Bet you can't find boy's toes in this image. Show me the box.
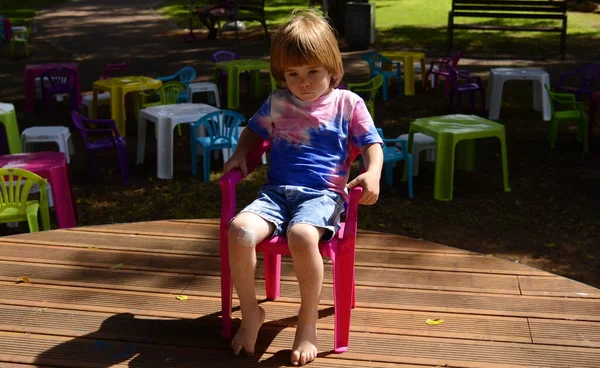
[231,338,243,355]
[291,350,300,366]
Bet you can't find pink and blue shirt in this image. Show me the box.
[247,88,382,197]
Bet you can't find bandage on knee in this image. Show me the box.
[237,226,257,247]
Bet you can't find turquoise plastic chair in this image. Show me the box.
[190,110,245,182]
[544,84,589,152]
[0,167,50,232]
[157,66,197,103]
[347,74,384,120]
[361,52,402,100]
[377,128,413,197]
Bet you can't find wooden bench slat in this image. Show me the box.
[452,12,566,20]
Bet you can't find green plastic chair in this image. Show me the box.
[407,114,511,201]
[138,81,186,135]
[0,103,23,153]
[347,74,384,120]
[0,168,51,232]
[544,84,589,153]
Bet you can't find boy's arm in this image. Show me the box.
[347,143,383,205]
[223,127,265,176]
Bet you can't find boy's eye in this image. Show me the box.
[309,70,318,75]
[287,72,298,77]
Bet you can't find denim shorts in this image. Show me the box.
[239,185,345,241]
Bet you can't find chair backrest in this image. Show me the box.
[575,63,600,91]
[71,110,120,147]
[0,167,47,218]
[198,110,245,146]
[347,74,384,119]
[102,58,130,79]
[156,82,186,104]
[544,84,580,115]
[211,50,240,63]
[40,67,76,93]
[158,67,197,87]
[361,52,393,74]
[449,51,463,68]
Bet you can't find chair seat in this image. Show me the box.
[195,136,237,149]
[88,139,117,151]
[554,110,582,120]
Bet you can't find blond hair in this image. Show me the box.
[270,9,344,87]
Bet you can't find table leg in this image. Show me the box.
[24,71,36,113]
[48,165,76,228]
[455,139,475,171]
[420,58,427,90]
[433,135,456,201]
[90,89,99,119]
[589,97,599,137]
[250,70,261,98]
[227,69,240,109]
[74,71,82,109]
[497,132,511,193]
[538,76,551,121]
[156,117,174,179]
[2,110,23,153]
[136,114,147,165]
[403,57,416,96]
[111,89,126,136]
[488,78,504,120]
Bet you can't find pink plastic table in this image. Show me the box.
[0,152,76,228]
[24,62,82,113]
[589,92,600,137]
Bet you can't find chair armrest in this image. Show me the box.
[340,186,363,246]
[156,74,176,82]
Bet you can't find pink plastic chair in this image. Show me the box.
[219,140,362,353]
[425,51,463,98]
[102,58,130,79]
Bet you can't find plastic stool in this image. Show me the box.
[397,132,436,176]
[21,126,74,164]
[187,82,221,108]
[0,103,23,153]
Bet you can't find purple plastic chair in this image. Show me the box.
[557,63,600,101]
[40,67,78,111]
[425,51,463,98]
[211,50,251,96]
[447,66,485,113]
[71,110,129,185]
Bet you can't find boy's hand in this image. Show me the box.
[223,153,248,177]
[347,171,380,205]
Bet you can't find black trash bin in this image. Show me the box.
[344,1,375,50]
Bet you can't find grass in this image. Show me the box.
[156,0,600,57]
[1,0,70,26]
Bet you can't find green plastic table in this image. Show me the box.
[408,114,510,201]
[213,59,277,109]
[0,103,23,154]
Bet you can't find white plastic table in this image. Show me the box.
[136,103,220,179]
[486,68,551,121]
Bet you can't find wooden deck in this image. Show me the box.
[0,219,599,367]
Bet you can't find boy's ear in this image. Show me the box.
[331,73,342,87]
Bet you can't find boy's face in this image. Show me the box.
[283,64,333,102]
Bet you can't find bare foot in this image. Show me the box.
[231,305,265,356]
[290,324,318,366]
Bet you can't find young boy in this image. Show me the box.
[223,9,383,366]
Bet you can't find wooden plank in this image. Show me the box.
[0,331,434,368]
[0,302,533,344]
[0,246,522,294]
[0,232,549,276]
[0,261,193,295]
[529,318,600,348]
[519,275,600,298]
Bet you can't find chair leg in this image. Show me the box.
[116,144,130,185]
[26,212,40,232]
[203,148,212,182]
[406,154,414,198]
[264,253,281,300]
[87,151,96,184]
[332,253,354,353]
[220,242,233,339]
[382,77,389,100]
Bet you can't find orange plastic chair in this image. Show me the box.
[219,140,362,353]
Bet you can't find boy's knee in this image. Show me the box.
[229,219,258,248]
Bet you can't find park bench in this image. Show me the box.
[447,0,568,59]
[225,0,269,43]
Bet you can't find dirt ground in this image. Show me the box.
[0,6,599,289]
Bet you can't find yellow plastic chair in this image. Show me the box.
[347,74,384,120]
[0,168,51,232]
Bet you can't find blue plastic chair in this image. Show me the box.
[361,52,402,100]
[157,66,197,103]
[190,110,245,182]
[377,128,413,197]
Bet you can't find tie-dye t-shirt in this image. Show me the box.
[247,88,382,197]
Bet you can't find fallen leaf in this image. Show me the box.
[175,295,189,301]
[551,268,558,272]
[426,318,444,326]
[88,246,98,250]
[34,308,47,313]
[111,263,124,269]
[544,243,556,248]
[17,276,31,284]
[587,254,596,260]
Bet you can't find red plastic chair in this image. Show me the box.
[102,58,131,79]
[425,51,463,98]
[219,140,362,353]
